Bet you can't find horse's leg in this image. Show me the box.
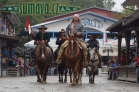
[58,65,61,82]
[72,60,79,85]
[69,68,72,84]
[45,65,49,83]
[92,72,96,84]
[61,64,64,83]
[36,63,41,82]
[42,64,48,84]
[64,65,67,83]
[78,61,83,86]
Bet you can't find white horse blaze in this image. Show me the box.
[41,53,45,58]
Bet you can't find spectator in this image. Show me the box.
[108,60,118,80]
[8,25,14,36]
[2,47,8,57]
[120,51,126,65]
[0,15,3,33]
[130,54,136,66]
[136,48,139,83]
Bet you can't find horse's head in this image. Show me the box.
[36,44,47,59]
[68,34,78,58]
[88,48,97,61]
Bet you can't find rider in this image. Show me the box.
[54,29,66,59]
[86,34,102,68]
[56,14,88,66]
[31,25,54,62]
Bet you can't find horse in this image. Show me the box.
[87,48,99,84]
[35,44,51,84]
[54,48,68,83]
[64,34,83,86]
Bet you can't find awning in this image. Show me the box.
[0,34,20,44]
[18,29,29,36]
[0,34,19,41]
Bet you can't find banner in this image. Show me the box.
[0,3,81,15]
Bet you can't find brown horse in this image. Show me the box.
[64,34,84,86]
[35,44,51,84]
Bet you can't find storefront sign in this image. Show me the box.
[0,3,80,15]
[81,18,103,29]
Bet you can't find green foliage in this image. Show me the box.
[121,6,136,18]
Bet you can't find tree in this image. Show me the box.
[121,6,136,18]
[103,0,116,10]
[94,0,116,10]
[70,0,95,9]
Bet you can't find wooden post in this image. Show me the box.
[118,33,122,65]
[124,31,131,65]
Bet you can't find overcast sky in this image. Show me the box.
[112,0,126,11]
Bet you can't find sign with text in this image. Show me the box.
[59,6,80,12]
[81,18,103,29]
[0,3,80,15]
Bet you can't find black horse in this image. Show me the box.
[54,48,68,83]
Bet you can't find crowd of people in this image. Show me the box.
[0,15,14,36]
[1,46,35,76]
[107,50,139,83]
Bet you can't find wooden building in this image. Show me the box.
[106,0,139,82]
[0,4,21,76]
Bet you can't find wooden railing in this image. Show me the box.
[117,65,137,82]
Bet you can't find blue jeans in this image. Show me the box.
[30,67,35,75]
[108,70,117,80]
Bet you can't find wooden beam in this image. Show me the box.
[124,31,131,65]
[118,34,122,65]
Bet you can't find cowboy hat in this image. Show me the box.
[60,29,65,33]
[88,34,94,37]
[88,34,97,38]
[38,25,47,29]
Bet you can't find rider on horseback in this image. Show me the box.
[56,14,88,66]
[31,25,54,63]
[54,29,66,59]
[86,34,102,68]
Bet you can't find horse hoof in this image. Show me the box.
[37,79,41,82]
[69,83,76,86]
[64,80,67,83]
[42,81,46,84]
[78,83,82,86]
[90,81,95,84]
[60,80,63,83]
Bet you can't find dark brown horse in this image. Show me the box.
[35,44,51,84]
[64,34,84,86]
[54,49,68,83]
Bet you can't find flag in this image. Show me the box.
[106,34,108,42]
[25,16,31,34]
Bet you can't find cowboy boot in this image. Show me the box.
[83,52,88,66]
[98,57,102,68]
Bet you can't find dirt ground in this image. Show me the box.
[0,74,139,92]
